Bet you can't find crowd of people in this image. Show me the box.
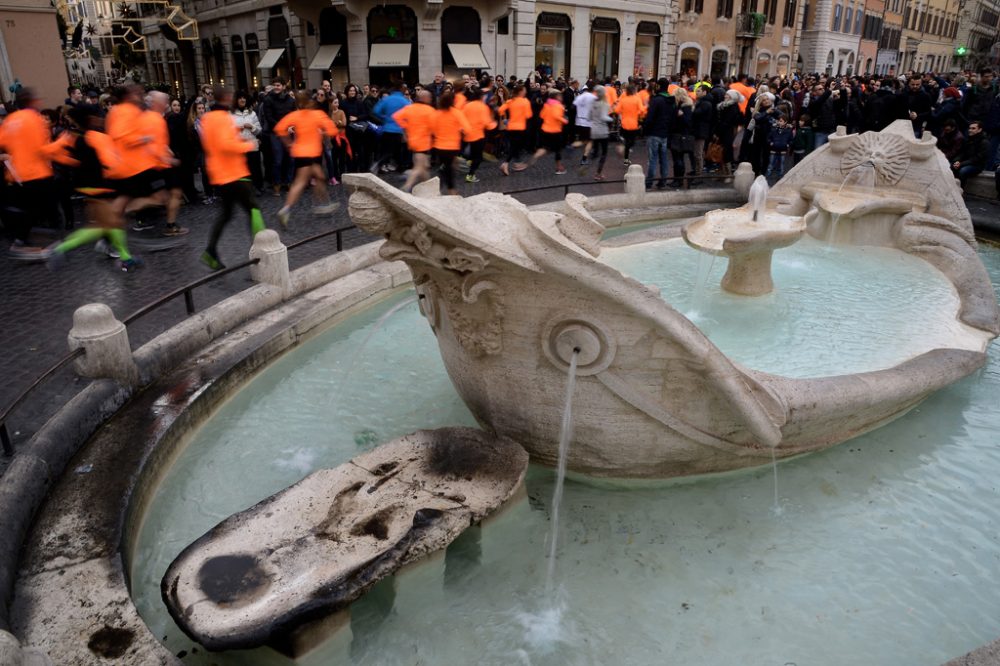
[1,66,998,271]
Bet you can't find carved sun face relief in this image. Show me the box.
[841,133,910,185]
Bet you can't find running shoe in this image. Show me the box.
[118,257,143,272]
[200,251,225,271]
[328,177,339,186]
[278,207,291,228]
[162,225,189,237]
[500,163,509,176]
[594,173,605,180]
[511,163,528,172]
[555,168,567,175]
[313,203,339,215]
[132,219,155,232]
[465,174,480,183]
[623,159,631,167]
[580,157,590,166]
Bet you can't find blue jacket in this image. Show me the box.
[768,124,793,151]
[371,91,410,134]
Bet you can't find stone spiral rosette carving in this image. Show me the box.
[841,132,910,185]
[542,315,617,376]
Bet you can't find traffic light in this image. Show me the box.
[955,46,968,56]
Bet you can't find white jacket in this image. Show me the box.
[231,108,262,150]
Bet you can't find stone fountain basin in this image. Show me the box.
[682,207,805,256]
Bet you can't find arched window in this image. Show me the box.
[589,17,620,80]
[535,13,572,78]
[231,34,248,91]
[825,50,835,75]
[367,4,418,86]
[441,6,485,73]
[635,22,661,79]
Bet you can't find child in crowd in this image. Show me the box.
[791,113,815,166]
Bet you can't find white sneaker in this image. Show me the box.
[313,203,340,215]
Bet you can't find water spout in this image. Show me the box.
[545,348,580,594]
[749,175,769,223]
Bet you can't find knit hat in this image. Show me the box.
[942,87,961,99]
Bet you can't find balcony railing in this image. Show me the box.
[735,12,767,38]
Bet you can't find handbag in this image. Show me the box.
[706,139,724,163]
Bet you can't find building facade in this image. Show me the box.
[953,0,1000,70]
[674,0,804,81]
[857,0,885,74]
[876,0,904,75]
[899,0,960,73]
[0,0,70,107]
[138,0,678,97]
[798,0,869,75]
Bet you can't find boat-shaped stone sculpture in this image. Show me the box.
[343,120,999,479]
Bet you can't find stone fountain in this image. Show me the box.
[159,120,999,654]
[682,175,806,296]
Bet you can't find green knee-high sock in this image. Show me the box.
[107,229,132,261]
[250,208,266,235]
[55,228,105,254]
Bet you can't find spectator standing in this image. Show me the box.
[231,92,263,193]
[258,78,296,195]
[644,78,675,190]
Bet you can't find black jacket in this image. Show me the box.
[692,98,715,139]
[259,91,295,133]
[863,88,897,132]
[643,93,676,138]
[897,88,933,135]
[955,130,989,169]
[962,84,998,123]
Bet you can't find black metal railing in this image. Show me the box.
[502,172,733,198]
[735,12,767,38]
[1,223,358,457]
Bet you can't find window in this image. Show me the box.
[497,15,509,34]
[685,0,705,12]
[717,0,734,18]
[844,6,852,32]
[903,7,910,29]
[802,1,810,28]
[833,4,842,31]
[854,8,862,33]
[782,0,796,28]
[765,0,777,23]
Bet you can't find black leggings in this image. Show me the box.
[590,138,609,173]
[467,139,485,176]
[208,179,259,256]
[8,178,58,243]
[506,129,524,163]
[436,149,459,189]
[621,129,639,160]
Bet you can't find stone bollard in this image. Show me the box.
[733,162,755,199]
[68,304,138,385]
[625,163,646,200]
[249,229,291,298]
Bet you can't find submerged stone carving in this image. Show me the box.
[343,119,998,480]
[161,428,528,652]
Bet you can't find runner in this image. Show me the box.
[0,87,70,259]
[198,88,267,270]
[522,89,568,175]
[143,90,188,236]
[105,84,167,231]
[432,91,471,195]
[461,86,496,184]
[497,84,532,176]
[47,105,140,271]
[614,84,646,165]
[274,90,340,227]
[393,89,436,193]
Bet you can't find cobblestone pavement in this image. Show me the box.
[1,146,998,468]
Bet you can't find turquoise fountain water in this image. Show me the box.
[129,244,1000,666]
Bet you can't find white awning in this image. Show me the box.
[446,43,489,69]
[308,44,342,70]
[256,48,285,70]
[369,43,411,67]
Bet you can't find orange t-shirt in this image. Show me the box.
[432,107,471,151]
[0,109,62,182]
[106,102,160,177]
[84,130,131,181]
[462,100,496,142]
[140,110,172,169]
[637,89,650,106]
[274,109,338,158]
[615,94,645,131]
[394,102,437,153]
[605,87,619,108]
[499,97,532,131]
[540,100,566,134]
[200,110,252,185]
[454,92,467,110]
